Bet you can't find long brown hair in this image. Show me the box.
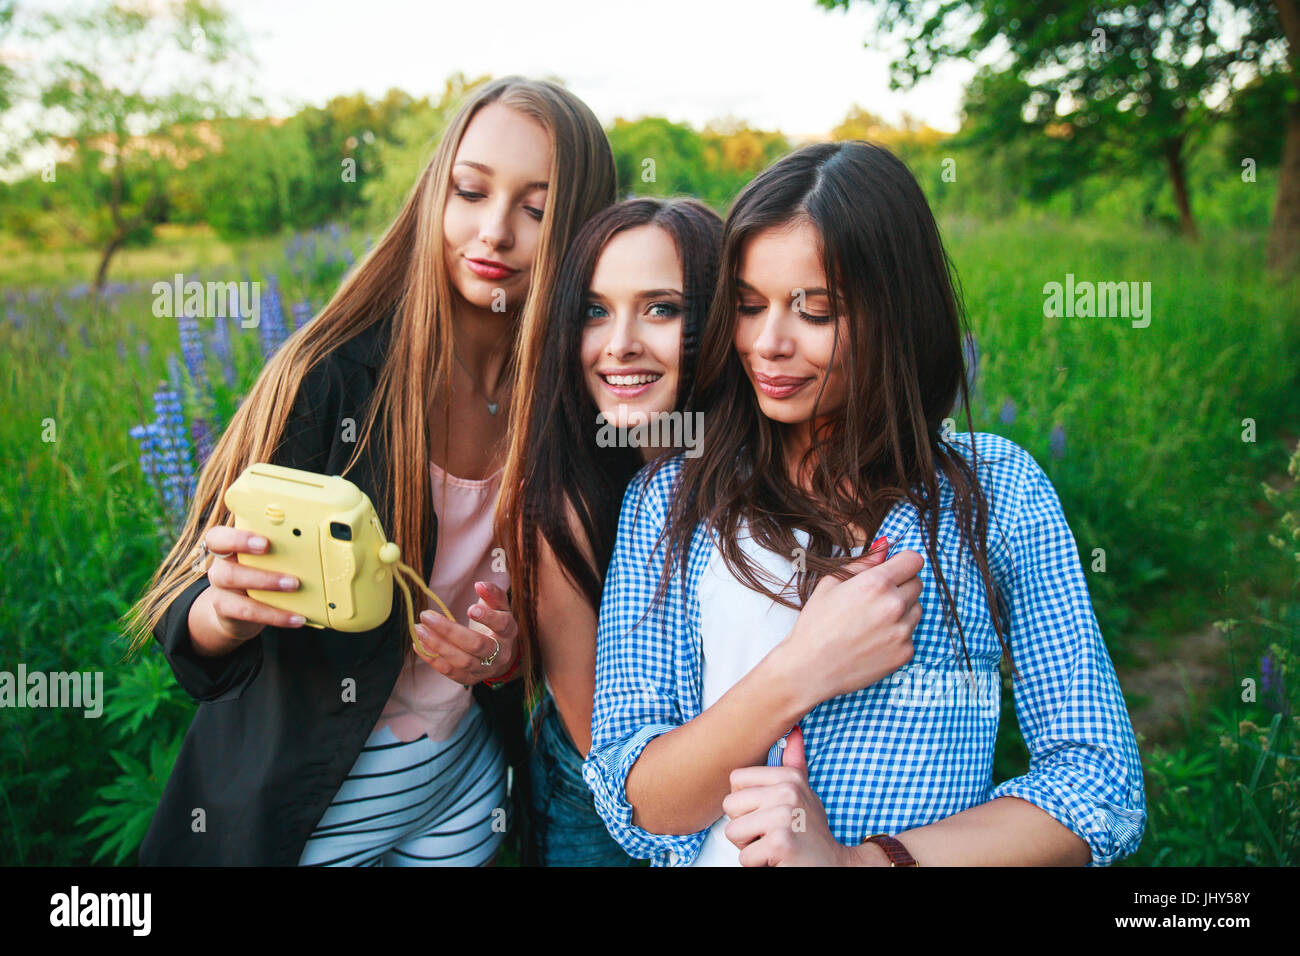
[496,198,722,706]
[126,76,617,664]
[650,141,1012,672]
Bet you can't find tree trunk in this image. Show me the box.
[94,233,125,292]
[1266,94,1300,275]
[1162,137,1199,240]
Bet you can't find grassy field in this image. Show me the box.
[1,216,1297,865]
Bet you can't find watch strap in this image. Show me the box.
[863,833,918,866]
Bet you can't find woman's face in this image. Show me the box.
[732,218,847,428]
[580,224,684,430]
[442,102,553,313]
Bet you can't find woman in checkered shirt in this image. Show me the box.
[583,141,1146,867]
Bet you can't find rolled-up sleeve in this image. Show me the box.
[988,455,1146,865]
[582,459,707,864]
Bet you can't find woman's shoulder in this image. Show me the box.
[941,431,1053,520]
[945,430,1042,481]
[625,452,687,509]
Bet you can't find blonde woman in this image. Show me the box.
[127,76,617,866]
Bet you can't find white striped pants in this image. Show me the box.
[298,702,508,866]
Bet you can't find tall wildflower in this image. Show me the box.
[259,276,288,359]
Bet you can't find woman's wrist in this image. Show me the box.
[187,587,254,658]
[759,635,823,719]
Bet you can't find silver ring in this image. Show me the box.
[194,538,235,572]
[479,634,500,668]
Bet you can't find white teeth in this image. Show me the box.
[603,373,661,386]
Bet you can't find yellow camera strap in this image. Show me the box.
[390,560,456,663]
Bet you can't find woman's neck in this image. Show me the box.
[449,300,515,397]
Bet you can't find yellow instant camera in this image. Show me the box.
[224,463,403,631]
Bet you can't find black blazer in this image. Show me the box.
[139,315,529,865]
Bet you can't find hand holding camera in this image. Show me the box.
[187,463,522,687]
[187,527,306,657]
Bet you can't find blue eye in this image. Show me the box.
[583,303,607,321]
[648,302,682,318]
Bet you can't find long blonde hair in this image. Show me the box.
[126,76,618,672]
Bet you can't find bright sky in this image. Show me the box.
[218,0,975,136]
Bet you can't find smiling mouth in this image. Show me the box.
[600,372,662,386]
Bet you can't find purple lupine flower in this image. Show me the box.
[999,398,1017,425]
[177,311,208,391]
[1260,653,1287,711]
[259,276,289,359]
[191,417,215,467]
[291,301,312,329]
[129,382,196,536]
[211,311,236,387]
[1050,424,1067,459]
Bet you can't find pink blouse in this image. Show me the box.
[373,460,510,742]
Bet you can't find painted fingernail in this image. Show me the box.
[289,614,306,626]
[469,605,483,619]
[280,576,298,590]
[249,536,268,551]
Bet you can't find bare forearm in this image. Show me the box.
[626,644,809,835]
[847,796,1092,866]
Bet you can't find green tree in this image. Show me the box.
[19,0,249,288]
[821,0,1299,269]
[360,73,489,223]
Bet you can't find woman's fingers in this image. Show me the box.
[208,558,299,594]
[724,804,797,851]
[210,588,305,629]
[425,609,501,659]
[204,526,269,555]
[896,575,923,609]
[467,602,511,638]
[473,580,510,613]
[417,613,489,666]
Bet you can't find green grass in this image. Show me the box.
[1,215,1296,865]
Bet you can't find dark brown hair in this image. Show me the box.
[648,141,1012,672]
[498,197,723,703]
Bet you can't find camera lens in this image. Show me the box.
[329,521,352,541]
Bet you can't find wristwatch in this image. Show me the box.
[862,833,919,867]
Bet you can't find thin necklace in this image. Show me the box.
[452,348,508,415]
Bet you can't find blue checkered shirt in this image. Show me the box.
[581,431,1146,866]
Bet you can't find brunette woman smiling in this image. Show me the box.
[497,197,721,865]
[584,142,1145,867]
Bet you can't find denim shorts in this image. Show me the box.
[528,692,638,867]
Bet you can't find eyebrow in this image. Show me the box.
[586,288,684,301]
[735,278,829,296]
[455,160,548,191]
